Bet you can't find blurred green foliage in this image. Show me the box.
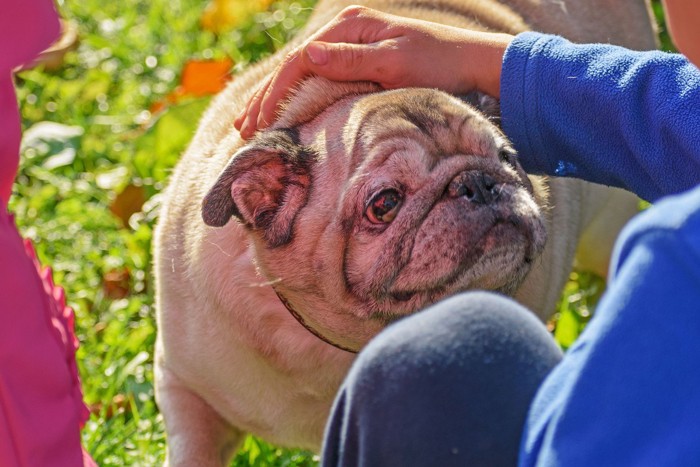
[652,0,675,52]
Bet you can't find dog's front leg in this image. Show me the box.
[156,366,243,467]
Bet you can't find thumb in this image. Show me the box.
[303,41,388,83]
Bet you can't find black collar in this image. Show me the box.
[272,286,358,354]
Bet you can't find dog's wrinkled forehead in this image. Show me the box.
[345,88,506,167]
[272,78,504,161]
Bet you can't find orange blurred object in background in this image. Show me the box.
[201,0,275,33]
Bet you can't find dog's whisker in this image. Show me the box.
[245,278,283,288]
[205,240,235,257]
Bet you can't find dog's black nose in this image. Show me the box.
[447,171,498,204]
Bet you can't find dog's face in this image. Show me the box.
[202,80,547,351]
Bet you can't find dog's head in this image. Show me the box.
[202,79,547,351]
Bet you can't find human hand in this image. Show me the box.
[234,5,514,139]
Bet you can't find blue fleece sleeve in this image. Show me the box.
[501,32,700,202]
[519,185,700,466]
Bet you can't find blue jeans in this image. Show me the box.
[321,291,562,467]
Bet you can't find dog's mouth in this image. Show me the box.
[385,218,539,308]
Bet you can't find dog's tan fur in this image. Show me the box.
[154,0,657,464]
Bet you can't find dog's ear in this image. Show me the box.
[202,129,315,247]
[459,92,501,126]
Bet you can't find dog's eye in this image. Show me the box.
[366,189,403,224]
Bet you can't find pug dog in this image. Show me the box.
[154,0,657,464]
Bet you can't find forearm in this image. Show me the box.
[501,32,700,202]
[451,29,512,98]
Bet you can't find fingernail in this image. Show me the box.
[306,42,328,66]
[239,118,250,138]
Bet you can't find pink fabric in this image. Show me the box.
[1,0,62,204]
[1,0,96,465]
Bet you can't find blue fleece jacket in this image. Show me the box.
[502,32,700,203]
[500,33,700,466]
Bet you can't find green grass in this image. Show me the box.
[12,0,668,465]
